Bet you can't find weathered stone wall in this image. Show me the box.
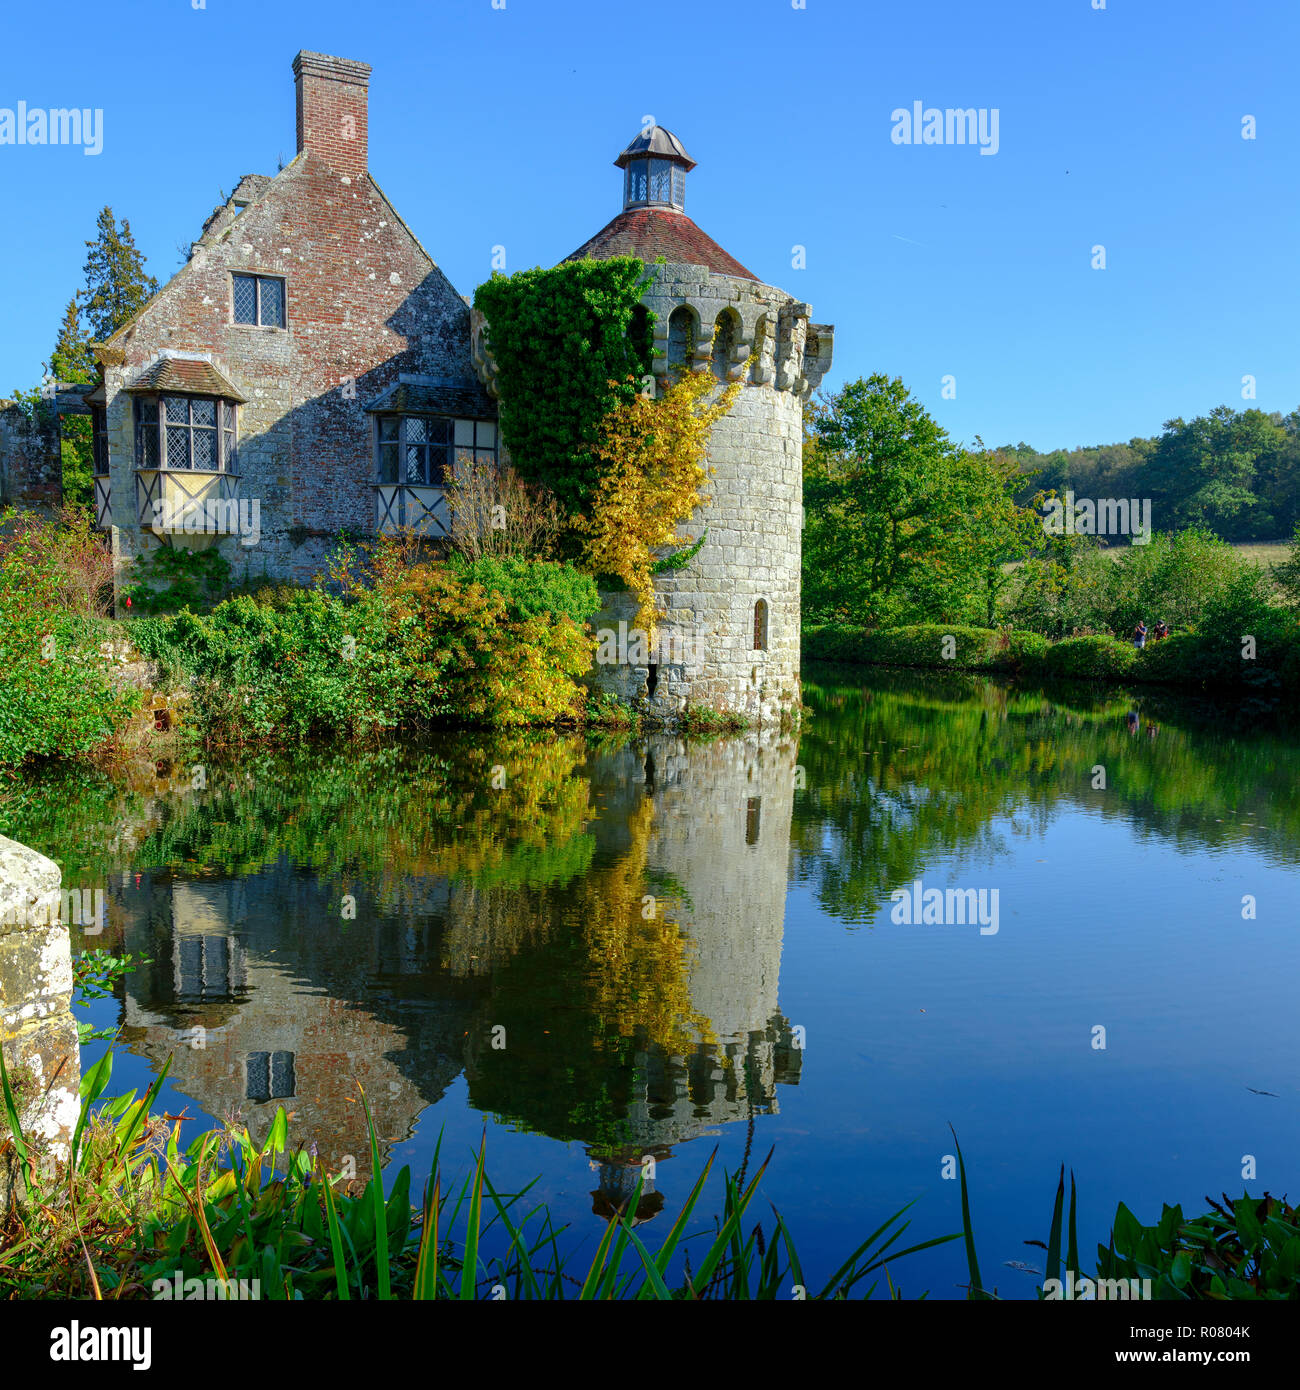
[0,836,81,1212]
[101,51,483,594]
[577,262,832,725]
[0,400,61,510]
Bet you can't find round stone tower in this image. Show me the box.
[474,126,833,725]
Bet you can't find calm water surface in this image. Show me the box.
[8,667,1299,1297]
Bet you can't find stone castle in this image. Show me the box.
[0,51,833,722]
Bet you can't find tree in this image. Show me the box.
[80,206,158,344]
[802,374,1038,626]
[1147,407,1281,537]
[47,298,95,507]
[49,296,94,383]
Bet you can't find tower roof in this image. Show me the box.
[563,208,758,280]
[565,126,758,280]
[613,125,696,171]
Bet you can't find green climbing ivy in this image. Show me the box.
[124,545,230,614]
[650,527,708,574]
[472,257,655,517]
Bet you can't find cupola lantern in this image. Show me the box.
[615,126,695,212]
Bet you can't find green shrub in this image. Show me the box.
[472,258,654,517]
[376,563,594,727]
[1137,632,1204,685]
[132,561,598,745]
[803,623,1045,674]
[1041,634,1137,680]
[448,554,600,626]
[0,511,138,767]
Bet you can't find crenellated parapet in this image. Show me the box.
[638,265,832,400]
[471,265,833,404]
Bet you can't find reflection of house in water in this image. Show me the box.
[112,734,802,1212]
[119,869,473,1181]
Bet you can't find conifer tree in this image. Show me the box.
[80,206,158,343]
[49,296,94,383]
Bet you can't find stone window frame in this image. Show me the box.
[230,272,287,329]
[665,305,699,371]
[753,597,770,652]
[712,308,742,382]
[374,413,497,488]
[135,394,239,472]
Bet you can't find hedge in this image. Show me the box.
[804,621,1300,700]
[802,623,1046,674]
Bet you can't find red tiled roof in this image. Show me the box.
[124,357,247,402]
[563,208,758,281]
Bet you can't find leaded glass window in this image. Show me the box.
[135,394,237,471]
[377,416,495,486]
[221,401,237,469]
[134,398,159,469]
[625,157,685,209]
[162,395,218,470]
[247,1051,295,1102]
[232,273,286,328]
[91,406,109,476]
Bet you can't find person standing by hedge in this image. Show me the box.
[1152,619,1169,642]
[1132,619,1149,650]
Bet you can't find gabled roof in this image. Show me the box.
[125,357,247,401]
[563,208,758,281]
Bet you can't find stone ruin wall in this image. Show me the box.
[0,836,81,1213]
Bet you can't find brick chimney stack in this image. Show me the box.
[292,51,370,176]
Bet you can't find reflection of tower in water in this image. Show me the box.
[600,733,803,1218]
[461,732,804,1221]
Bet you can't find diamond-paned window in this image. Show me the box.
[221,401,237,469]
[376,415,473,487]
[136,393,237,472]
[232,273,287,328]
[134,399,159,469]
[232,274,257,323]
[625,157,685,210]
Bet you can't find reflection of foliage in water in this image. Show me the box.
[2,738,597,896]
[795,665,1300,925]
[465,795,719,1152]
[576,797,713,1058]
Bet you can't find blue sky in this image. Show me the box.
[1,0,1296,451]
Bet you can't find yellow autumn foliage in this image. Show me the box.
[574,365,744,634]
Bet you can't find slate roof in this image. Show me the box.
[563,208,758,281]
[363,379,497,418]
[125,357,247,402]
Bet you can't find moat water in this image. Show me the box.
[6,666,1299,1297]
